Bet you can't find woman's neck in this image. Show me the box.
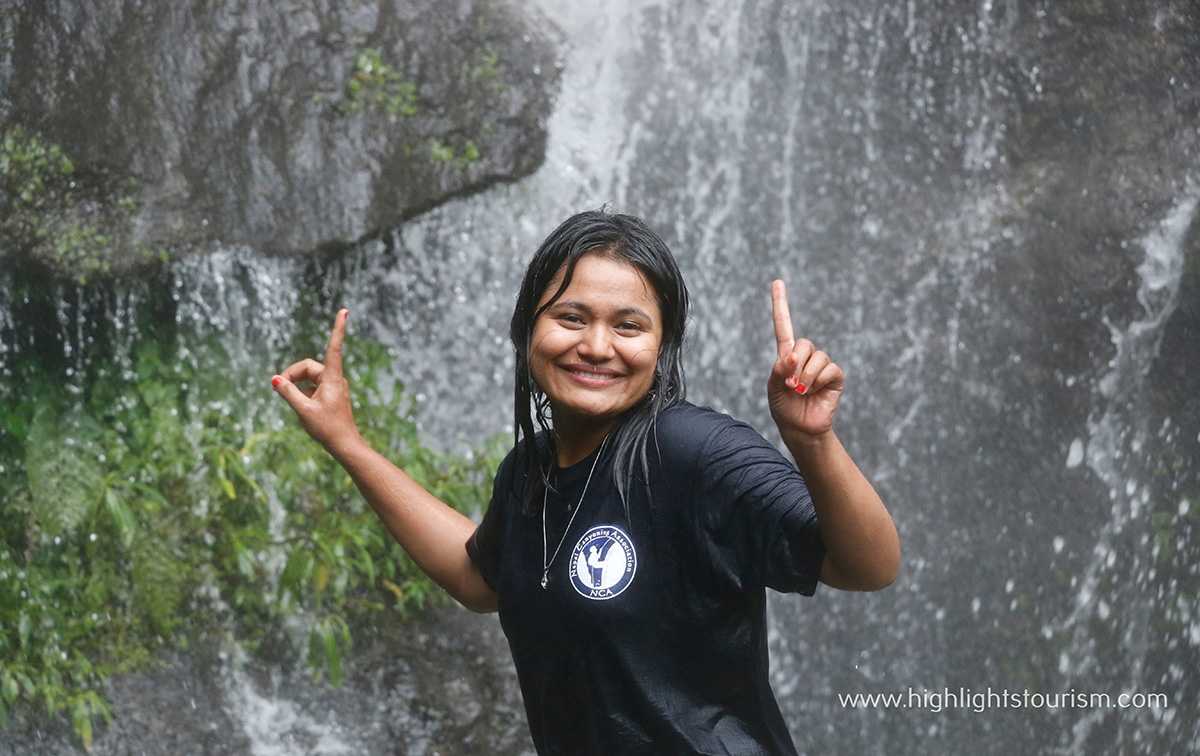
[552,417,615,467]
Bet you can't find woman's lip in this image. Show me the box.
[560,364,622,383]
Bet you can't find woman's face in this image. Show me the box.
[530,253,663,434]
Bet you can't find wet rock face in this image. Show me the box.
[4,0,561,260]
[0,608,530,756]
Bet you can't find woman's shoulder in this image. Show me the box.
[656,400,735,432]
[653,402,775,462]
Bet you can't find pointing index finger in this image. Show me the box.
[324,309,349,377]
[771,280,795,360]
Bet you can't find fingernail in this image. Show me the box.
[795,383,806,395]
[272,376,282,388]
[785,376,798,389]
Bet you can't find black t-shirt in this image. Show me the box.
[467,403,825,756]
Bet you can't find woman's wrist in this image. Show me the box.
[325,428,371,468]
[780,425,838,461]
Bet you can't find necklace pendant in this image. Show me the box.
[540,570,549,589]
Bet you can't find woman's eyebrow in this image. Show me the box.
[614,306,654,321]
[550,301,654,321]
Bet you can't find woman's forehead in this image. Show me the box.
[539,253,659,309]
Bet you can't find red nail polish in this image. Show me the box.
[272,376,282,388]
[785,376,798,389]
[795,383,806,395]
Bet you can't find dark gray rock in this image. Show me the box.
[2,0,561,272]
[0,607,531,756]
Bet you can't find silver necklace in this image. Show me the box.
[541,436,608,589]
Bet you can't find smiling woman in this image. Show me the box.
[272,209,899,756]
[529,254,663,465]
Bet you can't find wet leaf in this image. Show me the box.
[315,563,330,594]
[307,626,324,683]
[72,699,93,751]
[104,488,135,547]
[382,578,405,605]
[216,454,236,500]
[24,405,105,535]
[17,612,31,648]
[279,549,312,601]
[323,622,342,687]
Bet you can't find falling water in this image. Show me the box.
[1055,195,1199,755]
[335,2,1199,753]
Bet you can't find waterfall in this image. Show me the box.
[1056,194,1198,755]
[362,1,1199,753]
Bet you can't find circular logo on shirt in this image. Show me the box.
[569,525,637,600]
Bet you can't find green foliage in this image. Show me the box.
[471,45,502,87]
[344,48,419,117]
[429,138,481,170]
[1,125,75,258]
[335,45,499,169]
[0,329,502,747]
[464,41,504,138]
[0,126,165,284]
[23,404,106,536]
[0,125,74,206]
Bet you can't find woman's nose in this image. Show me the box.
[577,326,615,359]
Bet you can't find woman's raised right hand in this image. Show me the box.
[271,309,363,456]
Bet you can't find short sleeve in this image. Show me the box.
[466,451,518,593]
[671,410,826,596]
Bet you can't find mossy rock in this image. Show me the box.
[3,0,562,274]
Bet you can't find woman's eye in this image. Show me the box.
[616,321,644,333]
[557,313,585,325]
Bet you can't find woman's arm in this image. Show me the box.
[272,309,499,613]
[767,282,900,591]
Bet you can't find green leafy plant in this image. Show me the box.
[0,328,503,747]
[429,137,481,170]
[0,125,74,205]
[471,44,502,87]
[0,126,165,284]
[344,48,419,117]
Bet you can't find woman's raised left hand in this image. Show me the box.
[767,280,843,439]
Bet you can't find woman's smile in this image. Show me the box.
[529,253,663,433]
[562,363,621,383]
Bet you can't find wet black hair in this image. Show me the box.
[510,209,690,515]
